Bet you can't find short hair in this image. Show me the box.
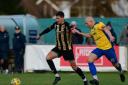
[85,16,95,24]
[56,11,64,17]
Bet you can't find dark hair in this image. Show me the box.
[56,11,64,17]
[15,26,20,30]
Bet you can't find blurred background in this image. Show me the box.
[0,0,128,45]
[0,0,128,18]
[0,0,128,85]
[0,0,128,72]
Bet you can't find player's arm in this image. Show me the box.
[103,26,115,42]
[78,32,91,38]
[37,23,55,40]
[71,28,91,38]
[98,22,114,42]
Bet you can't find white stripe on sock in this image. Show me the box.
[93,75,98,80]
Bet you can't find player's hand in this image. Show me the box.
[36,35,40,40]
[110,36,115,42]
[71,28,80,34]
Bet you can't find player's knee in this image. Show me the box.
[46,55,52,60]
[88,53,97,63]
[72,66,77,70]
[88,57,95,63]
[70,63,77,70]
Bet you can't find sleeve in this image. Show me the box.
[98,22,106,30]
[39,22,55,36]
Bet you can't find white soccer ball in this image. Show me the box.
[10,78,21,85]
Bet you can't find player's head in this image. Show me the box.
[56,11,64,24]
[85,17,95,28]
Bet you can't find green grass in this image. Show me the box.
[0,72,128,85]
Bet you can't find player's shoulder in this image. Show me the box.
[64,21,70,26]
[95,22,105,28]
[96,22,105,26]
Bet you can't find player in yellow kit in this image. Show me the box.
[72,17,125,85]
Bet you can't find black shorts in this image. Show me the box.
[51,47,74,61]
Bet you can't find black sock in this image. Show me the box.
[47,60,58,74]
[74,67,86,80]
[115,63,123,73]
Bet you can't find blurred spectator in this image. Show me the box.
[13,26,26,73]
[106,21,118,45]
[119,25,128,45]
[71,21,84,44]
[0,25,9,74]
[85,37,95,45]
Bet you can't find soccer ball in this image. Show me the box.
[10,78,21,85]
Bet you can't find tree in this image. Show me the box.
[0,0,26,15]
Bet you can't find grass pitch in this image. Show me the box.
[0,72,127,85]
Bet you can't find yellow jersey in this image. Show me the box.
[90,22,112,50]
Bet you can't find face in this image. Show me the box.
[56,16,64,24]
[0,26,5,32]
[15,29,20,33]
[85,20,94,28]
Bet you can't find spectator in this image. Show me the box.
[13,26,26,73]
[119,25,128,45]
[0,25,9,74]
[85,37,95,45]
[71,21,84,44]
[106,21,118,45]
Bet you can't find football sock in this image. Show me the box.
[93,75,98,80]
[88,62,98,80]
[47,60,58,74]
[74,67,87,81]
[55,73,60,77]
[115,63,123,73]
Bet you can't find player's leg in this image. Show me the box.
[114,63,125,82]
[63,50,88,85]
[69,60,88,85]
[88,48,103,85]
[88,53,99,85]
[46,51,58,74]
[46,48,61,85]
[105,48,125,82]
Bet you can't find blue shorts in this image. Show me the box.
[91,47,118,64]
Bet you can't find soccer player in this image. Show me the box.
[73,17,125,85]
[37,11,88,85]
